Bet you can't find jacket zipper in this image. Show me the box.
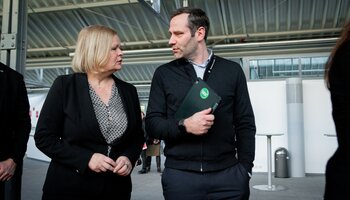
[200,138,203,172]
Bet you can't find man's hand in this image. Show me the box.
[0,158,17,181]
[183,108,215,135]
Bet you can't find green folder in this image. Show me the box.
[175,78,222,120]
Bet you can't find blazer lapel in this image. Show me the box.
[75,74,105,142]
[112,77,132,135]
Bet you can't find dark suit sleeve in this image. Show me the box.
[145,69,182,141]
[10,73,31,164]
[233,68,256,173]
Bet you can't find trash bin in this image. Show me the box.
[275,147,289,178]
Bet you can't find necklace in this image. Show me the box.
[89,81,103,90]
[95,83,102,89]
[89,79,115,91]
[88,76,114,90]
[89,81,102,89]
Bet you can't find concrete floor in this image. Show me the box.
[21,157,325,200]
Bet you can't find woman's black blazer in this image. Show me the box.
[34,73,144,195]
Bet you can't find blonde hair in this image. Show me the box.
[72,25,118,73]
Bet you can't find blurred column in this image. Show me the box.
[286,77,305,177]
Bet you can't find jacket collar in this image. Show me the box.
[74,73,132,144]
[175,53,216,82]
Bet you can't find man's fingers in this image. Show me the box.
[199,107,212,114]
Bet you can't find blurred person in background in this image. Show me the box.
[145,138,162,173]
[139,111,162,174]
[138,111,150,174]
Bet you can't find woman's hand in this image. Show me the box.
[88,153,117,173]
[0,158,16,181]
[113,156,132,176]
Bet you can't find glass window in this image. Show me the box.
[301,57,327,77]
[248,56,327,80]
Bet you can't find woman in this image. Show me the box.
[34,25,144,200]
[324,21,350,199]
[145,138,162,173]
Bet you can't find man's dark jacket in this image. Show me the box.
[146,55,256,173]
[0,62,31,164]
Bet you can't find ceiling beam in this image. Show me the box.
[26,28,341,53]
[25,37,337,69]
[0,0,140,15]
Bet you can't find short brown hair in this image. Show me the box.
[171,7,210,41]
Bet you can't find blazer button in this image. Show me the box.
[76,169,79,173]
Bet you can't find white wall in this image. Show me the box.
[248,79,337,174]
[248,81,288,172]
[27,92,50,162]
[302,80,337,173]
[26,79,338,173]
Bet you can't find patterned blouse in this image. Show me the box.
[89,82,128,155]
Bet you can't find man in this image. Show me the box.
[0,62,31,200]
[145,7,256,200]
